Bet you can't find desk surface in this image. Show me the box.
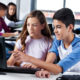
[14,27,22,31]
[0,73,61,80]
[5,37,17,41]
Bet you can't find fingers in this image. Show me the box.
[35,71,42,78]
[8,51,21,61]
[22,64,37,69]
[8,50,29,63]
[8,51,15,54]
[35,70,50,78]
[31,65,37,69]
[8,51,19,54]
[24,64,32,68]
[14,31,19,35]
[8,51,23,57]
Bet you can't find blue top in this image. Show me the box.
[49,35,80,72]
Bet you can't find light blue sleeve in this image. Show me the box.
[57,46,80,72]
[49,38,59,56]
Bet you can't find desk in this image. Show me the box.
[0,73,61,80]
[5,34,19,41]
[63,72,80,75]
[14,27,22,32]
[5,37,17,41]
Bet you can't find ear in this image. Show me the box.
[68,24,74,32]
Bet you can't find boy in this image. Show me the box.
[11,8,80,78]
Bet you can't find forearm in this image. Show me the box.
[7,55,15,66]
[46,52,56,63]
[2,33,15,37]
[28,56,62,74]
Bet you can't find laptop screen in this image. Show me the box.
[0,36,7,69]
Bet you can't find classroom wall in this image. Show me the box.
[0,0,16,5]
[19,0,31,20]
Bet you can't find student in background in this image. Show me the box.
[5,2,18,28]
[10,8,80,78]
[0,2,19,59]
[0,2,18,37]
[7,10,53,68]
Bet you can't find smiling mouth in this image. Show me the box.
[55,34,59,36]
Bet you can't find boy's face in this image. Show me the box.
[0,10,6,17]
[53,19,70,40]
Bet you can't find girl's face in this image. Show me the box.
[8,5,16,16]
[27,17,44,38]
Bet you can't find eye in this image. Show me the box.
[57,25,61,28]
[32,24,38,27]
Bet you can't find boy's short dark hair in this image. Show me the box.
[53,8,75,27]
[0,2,7,10]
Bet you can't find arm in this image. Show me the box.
[2,18,10,32]
[11,51,62,74]
[46,52,56,63]
[27,54,62,74]
[29,42,80,74]
[7,46,19,66]
[57,46,80,72]
[2,32,18,37]
[45,38,58,63]
[11,38,62,74]
[34,52,56,78]
[35,52,57,77]
[21,52,57,68]
[11,44,80,74]
[7,39,22,66]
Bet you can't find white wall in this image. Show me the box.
[19,0,31,20]
[0,0,16,5]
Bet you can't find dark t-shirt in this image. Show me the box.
[0,17,10,36]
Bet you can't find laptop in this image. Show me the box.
[0,36,40,74]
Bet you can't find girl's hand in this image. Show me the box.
[9,50,30,63]
[22,64,38,69]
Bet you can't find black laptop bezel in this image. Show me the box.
[0,36,7,69]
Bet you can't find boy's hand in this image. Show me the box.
[35,70,50,78]
[14,31,19,36]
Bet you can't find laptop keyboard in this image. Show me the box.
[57,75,80,80]
[1,67,40,74]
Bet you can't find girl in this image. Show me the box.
[0,2,18,37]
[5,2,18,28]
[7,10,53,68]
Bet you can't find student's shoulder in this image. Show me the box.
[73,35,80,43]
[0,17,5,25]
[0,17,4,21]
[72,35,80,47]
[52,37,61,46]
